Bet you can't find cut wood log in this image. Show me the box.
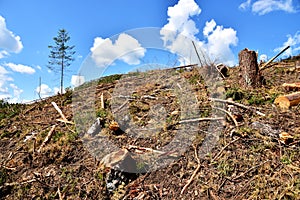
[282,82,300,91]
[274,92,300,109]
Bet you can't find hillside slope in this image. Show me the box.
[0,59,300,199]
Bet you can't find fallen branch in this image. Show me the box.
[209,98,265,116]
[2,178,36,187]
[57,187,63,200]
[212,106,239,126]
[181,144,201,195]
[0,165,16,170]
[211,137,240,163]
[37,125,56,153]
[51,102,74,124]
[178,117,224,124]
[127,145,179,157]
[260,46,290,71]
[232,160,270,181]
[56,118,74,124]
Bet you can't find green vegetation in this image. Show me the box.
[98,74,122,84]
[0,99,23,121]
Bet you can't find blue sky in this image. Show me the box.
[0,0,299,102]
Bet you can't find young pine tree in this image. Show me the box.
[48,29,75,94]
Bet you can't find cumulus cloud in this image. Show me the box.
[35,84,53,98]
[274,31,300,57]
[203,20,217,37]
[90,33,146,67]
[204,20,238,66]
[239,0,296,15]
[4,63,36,74]
[0,16,23,57]
[71,75,85,87]
[7,83,23,103]
[160,0,238,66]
[161,0,201,41]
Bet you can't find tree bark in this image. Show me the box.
[238,48,262,87]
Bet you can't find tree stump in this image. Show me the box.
[238,48,262,87]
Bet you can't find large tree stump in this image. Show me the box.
[238,48,262,87]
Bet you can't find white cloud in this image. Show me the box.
[160,0,238,66]
[0,67,24,102]
[71,75,85,87]
[204,20,238,66]
[4,63,36,74]
[203,20,217,37]
[240,0,296,15]
[0,50,9,59]
[53,87,65,94]
[90,33,146,67]
[36,65,42,70]
[10,83,23,97]
[239,0,252,10]
[259,54,268,62]
[0,16,23,56]
[0,66,13,99]
[35,84,52,98]
[161,0,201,43]
[274,31,300,57]
[7,83,23,103]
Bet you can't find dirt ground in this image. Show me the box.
[0,58,300,199]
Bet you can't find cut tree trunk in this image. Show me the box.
[274,92,300,109]
[238,48,262,87]
[282,82,300,91]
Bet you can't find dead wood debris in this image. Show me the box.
[209,98,265,116]
[180,144,202,195]
[37,124,56,153]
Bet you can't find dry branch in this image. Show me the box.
[260,46,290,71]
[274,92,300,109]
[2,178,37,188]
[127,145,179,157]
[181,144,201,195]
[51,101,74,124]
[211,137,240,163]
[178,117,224,124]
[37,125,56,153]
[209,98,265,116]
[212,106,239,126]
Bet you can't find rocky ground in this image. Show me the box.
[0,57,299,199]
